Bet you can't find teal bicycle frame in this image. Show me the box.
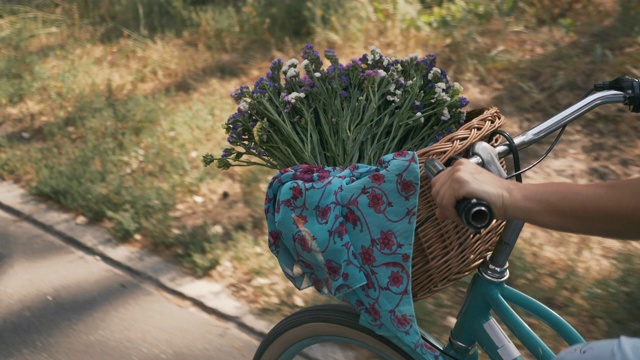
[447,270,585,360]
[440,248,586,360]
[416,224,585,360]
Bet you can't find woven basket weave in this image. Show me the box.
[411,107,507,301]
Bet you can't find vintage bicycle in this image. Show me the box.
[253,76,640,360]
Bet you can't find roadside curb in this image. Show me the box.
[0,181,272,339]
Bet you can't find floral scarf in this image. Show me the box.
[265,151,442,358]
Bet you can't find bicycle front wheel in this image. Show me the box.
[253,304,415,360]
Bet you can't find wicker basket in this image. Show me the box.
[411,107,507,301]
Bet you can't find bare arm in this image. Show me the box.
[430,159,640,240]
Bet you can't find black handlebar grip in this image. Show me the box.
[423,158,494,233]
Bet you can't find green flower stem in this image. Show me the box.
[212,46,469,170]
[257,99,308,165]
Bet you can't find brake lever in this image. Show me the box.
[593,76,640,113]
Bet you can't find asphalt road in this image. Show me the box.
[0,209,260,360]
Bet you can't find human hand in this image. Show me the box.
[430,159,514,222]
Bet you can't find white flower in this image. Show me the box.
[286,67,299,78]
[377,69,387,77]
[433,82,449,101]
[314,72,321,78]
[286,58,299,68]
[301,59,310,70]
[428,67,442,81]
[286,92,306,103]
[238,100,249,112]
[370,46,382,60]
[441,108,451,121]
[453,82,464,92]
[405,52,420,61]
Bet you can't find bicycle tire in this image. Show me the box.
[253,304,416,360]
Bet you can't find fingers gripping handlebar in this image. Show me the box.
[424,158,494,233]
[424,142,507,233]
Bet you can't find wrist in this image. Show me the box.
[500,181,522,221]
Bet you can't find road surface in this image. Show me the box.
[0,209,260,360]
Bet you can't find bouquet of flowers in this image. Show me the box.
[203,45,469,170]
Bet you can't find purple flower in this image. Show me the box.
[340,90,349,98]
[347,58,362,67]
[220,148,233,158]
[327,64,344,74]
[251,77,278,95]
[440,67,449,80]
[415,53,437,69]
[269,58,284,75]
[324,49,339,66]
[459,96,469,108]
[301,44,323,71]
[301,75,314,87]
[340,75,349,86]
[225,112,241,125]
[231,85,250,102]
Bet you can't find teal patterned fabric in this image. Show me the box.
[265,151,442,358]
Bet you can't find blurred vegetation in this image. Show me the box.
[1,0,639,352]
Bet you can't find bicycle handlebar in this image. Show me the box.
[469,88,629,166]
[423,158,494,233]
[428,76,639,232]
